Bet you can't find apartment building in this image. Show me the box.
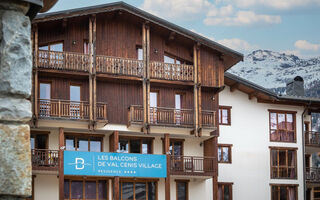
[217,72,320,200]
[28,2,243,200]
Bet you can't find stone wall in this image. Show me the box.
[0,1,32,198]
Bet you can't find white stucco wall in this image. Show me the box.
[219,86,304,200]
[34,174,59,200]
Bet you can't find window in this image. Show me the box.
[175,94,182,125]
[164,55,182,64]
[270,147,297,179]
[176,180,188,200]
[40,83,51,100]
[219,106,231,125]
[218,183,232,200]
[269,110,296,142]
[70,85,81,118]
[64,179,108,200]
[170,140,183,156]
[218,144,232,163]
[150,91,158,124]
[30,133,48,150]
[84,40,89,54]
[65,135,103,152]
[39,42,63,52]
[119,180,157,200]
[39,82,51,117]
[118,137,153,154]
[137,47,143,61]
[271,184,297,200]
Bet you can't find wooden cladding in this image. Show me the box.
[31,149,59,171]
[170,155,216,176]
[150,61,194,81]
[38,99,107,120]
[128,105,215,128]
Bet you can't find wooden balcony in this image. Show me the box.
[170,155,216,177]
[31,149,59,171]
[306,167,320,183]
[37,50,89,72]
[38,99,107,121]
[150,61,194,82]
[201,110,216,128]
[96,55,143,77]
[305,131,320,146]
[128,105,216,128]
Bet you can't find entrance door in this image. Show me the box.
[70,85,81,119]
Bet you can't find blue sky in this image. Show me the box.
[48,0,320,58]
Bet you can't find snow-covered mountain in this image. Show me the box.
[228,50,320,97]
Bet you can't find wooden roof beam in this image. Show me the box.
[229,83,239,92]
[248,91,259,100]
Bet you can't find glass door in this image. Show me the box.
[70,85,81,119]
[39,83,51,117]
[175,94,182,125]
[150,92,158,124]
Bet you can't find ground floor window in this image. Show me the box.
[64,179,108,200]
[176,180,188,200]
[119,180,157,200]
[218,183,232,200]
[271,184,297,200]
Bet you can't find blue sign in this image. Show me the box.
[64,151,167,178]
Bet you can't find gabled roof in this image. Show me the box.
[33,1,243,68]
[224,72,320,109]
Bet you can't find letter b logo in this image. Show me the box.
[75,158,85,170]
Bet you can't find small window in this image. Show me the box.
[137,47,143,61]
[84,40,89,54]
[118,137,153,154]
[65,135,103,152]
[164,55,183,64]
[270,147,297,179]
[218,183,233,200]
[219,106,231,125]
[271,184,297,200]
[176,180,188,200]
[40,83,51,100]
[39,42,63,52]
[218,144,232,163]
[269,110,296,142]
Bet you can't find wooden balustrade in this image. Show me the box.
[170,155,216,176]
[37,50,89,71]
[150,61,194,81]
[96,55,144,77]
[306,167,320,183]
[149,107,194,126]
[96,102,108,120]
[38,99,90,120]
[305,131,320,146]
[31,149,59,171]
[128,105,144,126]
[201,110,216,127]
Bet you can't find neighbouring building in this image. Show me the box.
[28,2,243,200]
[217,72,320,200]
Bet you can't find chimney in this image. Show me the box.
[286,76,305,96]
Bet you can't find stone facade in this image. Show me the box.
[0,0,32,198]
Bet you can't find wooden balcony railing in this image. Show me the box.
[37,50,89,71]
[31,149,59,171]
[96,102,108,120]
[306,167,320,183]
[305,131,320,146]
[149,107,194,127]
[170,155,216,176]
[150,61,194,82]
[96,55,143,77]
[201,110,216,127]
[128,105,144,125]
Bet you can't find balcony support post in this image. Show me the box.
[164,133,170,200]
[142,22,150,133]
[193,44,199,136]
[34,25,39,122]
[58,127,65,200]
[91,15,97,129]
[88,15,94,130]
[197,45,202,136]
